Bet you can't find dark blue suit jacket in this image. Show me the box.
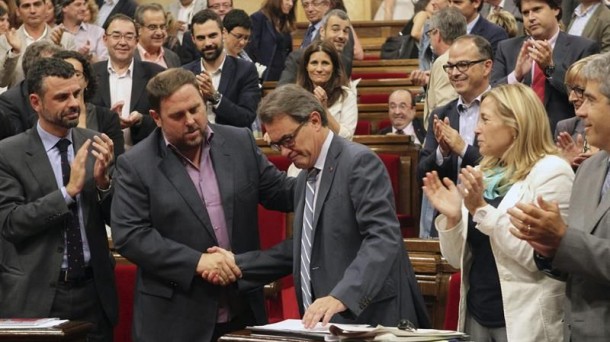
[491,32,599,132]
[378,117,426,143]
[470,16,508,55]
[183,56,261,128]
[246,11,293,82]
[417,98,481,183]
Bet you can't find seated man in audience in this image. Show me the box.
[421,7,466,125]
[379,89,425,145]
[449,0,508,54]
[183,9,260,128]
[491,0,598,133]
[58,0,108,63]
[508,52,610,341]
[0,41,62,134]
[134,3,181,68]
[91,14,165,149]
[278,9,353,85]
[566,0,610,52]
[0,0,76,88]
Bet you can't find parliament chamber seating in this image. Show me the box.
[355,120,372,135]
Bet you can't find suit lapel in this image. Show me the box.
[587,153,610,233]
[545,32,570,105]
[130,61,146,112]
[312,137,340,235]
[157,134,218,243]
[218,57,235,95]
[209,130,235,244]
[24,129,59,196]
[98,65,112,108]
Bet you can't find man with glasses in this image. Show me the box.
[183,9,260,128]
[134,3,181,68]
[92,14,165,149]
[208,0,232,19]
[58,0,108,63]
[111,68,295,341]
[491,0,598,132]
[417,35,492,236]
[211,84,431,329]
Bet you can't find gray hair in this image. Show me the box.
[258,84,328,126]
[134,3,166,26]
[582,52,610,101]
[429,7,466,44]
[23,41,63,76]
[320,8,350,28]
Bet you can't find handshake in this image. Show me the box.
[196,247,241,286]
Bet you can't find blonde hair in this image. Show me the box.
[480,83,557,185]
[487,9,518,38]
[565,54,598,85]
[85,0,99,24]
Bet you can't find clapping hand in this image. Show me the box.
[457,166,487,215]
[422,171,462,226]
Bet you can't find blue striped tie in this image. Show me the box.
[300,168,319,309]
[301,25,316,49]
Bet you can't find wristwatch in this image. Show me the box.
[210,91,222,105]
[544,64,555,78]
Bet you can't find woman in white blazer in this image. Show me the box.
[423,84,573,341]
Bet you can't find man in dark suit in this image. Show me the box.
[0,58,117,341]
[491,0,598,132]
[183,9,259,128]
[214,84,430,329]
[91,14,164,148]
[379,89,426,145]
[508,52,610,341]
[450,0,508,54]
[134,3,181,68]
[110,68,295,342]
[96,0,137,28]
[278,9,353,85]
[0,41,62,135]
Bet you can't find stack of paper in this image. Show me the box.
[0,318,68,329]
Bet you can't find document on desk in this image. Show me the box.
[0,318,69,329]
[249,319,466,341]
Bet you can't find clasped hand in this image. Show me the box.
[66,134,114,198]
[198,247,241,286]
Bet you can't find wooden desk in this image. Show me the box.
[220,330,322,342]
[0,321,93,342]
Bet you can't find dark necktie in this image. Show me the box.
[56,139,86,278]
[301,25,316,49]
[300,168,319,309]
[395,129,405,135]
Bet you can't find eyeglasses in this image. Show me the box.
[106,32,137,42]
[302,0,327,9]
[143,24,167,31]
[424,28,437,38]
[228,31,250,43]
[443,59,488,73]
[565,84,585,99]
[208,2,232,10]
[269,121,307,152]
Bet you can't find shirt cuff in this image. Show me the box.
[435,147,445,165]
[507,71,519,84]
[61,186,75,205]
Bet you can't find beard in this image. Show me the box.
[200,44,223,62]
[41,106,81,129]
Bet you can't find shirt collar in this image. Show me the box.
[312,130,333,173]
[23,24,48,42]
[201,53,227,75]
[466,14,481,33]
[137,43,165,59]
[107,58,135,76]
[458,85,491,109]
[37,121,72,153]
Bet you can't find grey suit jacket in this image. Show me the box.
[237,134,430,328]
[549,151,610,340]
[111,125,295,342]
[0,127,117,324]
[554,116,584,142]
[567,3,610,53]
[0,25,76,88]
[491,32,599,132]
[134,46,182,68]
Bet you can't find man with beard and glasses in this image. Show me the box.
[91,14,165,150]
[183,9,259,128]
[0,57,117,341]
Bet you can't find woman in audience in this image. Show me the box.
[487,9,518,38]
[83,0,99,24]
[329,0,364,60]
[297,40,357,141]
[54,50,125,157]
[410,0,433,42]
[555,55,599,168]
[374,0,415,20]
[423,83,571,341]
[246,0,296,82]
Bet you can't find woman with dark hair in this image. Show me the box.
[53,50,125,157]
[246,0,295,81]
[297,40,357,141]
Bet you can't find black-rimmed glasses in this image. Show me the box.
[424,27,437,38]
[269,121,307,152]
[565,84,585,99]
[443,59,488,73]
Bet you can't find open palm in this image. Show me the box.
[422,171,462,220]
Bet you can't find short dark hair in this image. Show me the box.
[191,8,222,30]
[222,9,251,32]
[22,40,63,76]
[259,84,328,127]
[53,50,97,102]
[103,13,137,32]
[514,0,562,20]
[27,58,76,97]
[134,3,166,27]
[147,68,201,113]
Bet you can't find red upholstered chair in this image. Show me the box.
[443,272,461,330]
[355,120,372,135]
[378,153,417,238]
[359,93,390,104]
[351,72,409,79]
[377,119,392,132]
[114,263,137,342]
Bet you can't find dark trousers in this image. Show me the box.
[211,308,256,342]
[50,278,113,342]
